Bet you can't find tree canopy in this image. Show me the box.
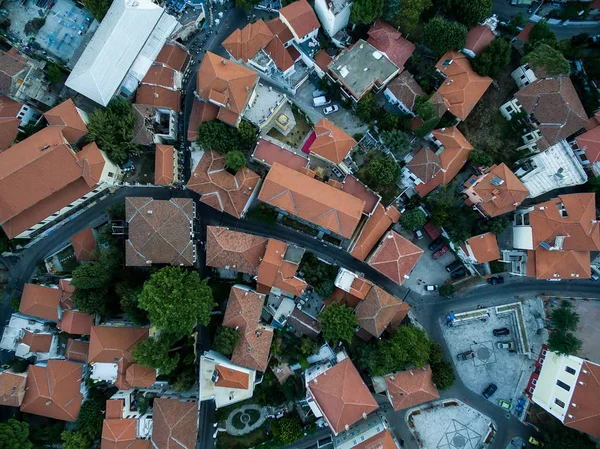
[548,331,582,356]
[132,335,180,374]
[469,148,494,167]
[273,416,304,445]
[319,303,358,344]
[431,360,455,389]
[400,208,427,230]
[550,301,579,331]
[82,0,112,20]
[356,92,378,122]
[225,150,247,172]
[396,0,432,33]
[213,327,239,356]
[350,0,384,24]
[196,120,241,154]
[138,267,216,337]
[522,44,570,76]
[357,151,400,190]
[76,398,104,440]
[71,260,114,315]
[0,419,33,449]
[300,253,338,298]
[423,18,468,57]
[86,99,139,165]
[526,20,556,50]
[451,0,492,27]
[61,431,90,449]
[381,130,412,160]
[237,120,258,151]
[472,38,511,77]
[547,301,582,356]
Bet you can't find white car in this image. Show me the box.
[323,105,339,115]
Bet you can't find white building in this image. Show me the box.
[333,412,400,449]
[314,0,351,39]
[511,63,538,89]
[0,314,58,361]
[66,0,179,106]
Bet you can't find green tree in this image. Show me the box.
[522,43,570,76]
[472,38,511,77]
[299,337,318,357]
[61,430,90,449]
[372,326,431,375]
[550,301,579,332]
[132,335,180,374]
[431,360,455,389]
[116,282,149,326]
[423,18,468,57]
[45,63,66,83]
[71,261,111,290]
[451,0,492,27]
[76,398,104,440]
[428,341,444,365]
[86,99,139,165]
[357,151,400,189]
[397,0,432,33]
[544,421,595,449]
[106,203,126,221]
[475,216,509,235]
[238,120,258,151]
[314,280,335,298]
[350,0,384,24]
[0,419,33,449]
[72,288,108,315]
[356,92,377,122]
[379,113,402,132]
[213,327,239,356]
[6,358,29,373]
[383,0,401,23]
[414,97,440,138]
[510,12,526,28]
[82,0,112,20]
[319,303,357,344]
[197,120,240,154]
[526,20,556,50]
[548,331,582,356]
[381,130,412,160]
[273,416,303,445]
[138,267,216,336]
[469,149,493,167]
[400,208,427,230]
[438,284,455,297]
[234,0,260,11]
[225,150,247,172]
[299,253,338,298]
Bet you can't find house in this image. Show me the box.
[199,350,257,408]
[507,193,600,279]
[125,197,196,266]
[251,137,309,171]
[526,348,600,438]
[44,99,89,143]
[154,144,179,186]
[314,0,351,44]
[462,163,529,217]
[100,395,154,447]
[313,50,334,78]
[205,226,268,275]
[307,118,356,167]
[152,398,198,449]
[0,96,40,151]
[354,282,410,339]
[305,351,378,435]
[433,51,492,121]
[511,63,538,90]
[131,104,179,146]
[458,232,500,266]
[0,370,27,407]
[0,314,59,361]
[223,285,273,372]
[383,71,425,115]
[258,162,365,239]
[19,283,64,321]
[279,0,320,44]
[187,100,220,142]
[0,102,121,240]
[187,150,261,218]
[66,0,178,106]
[512,23,534,55]
[500,76,588,152]
[373,365,440,411]
[65,339,90,363]
[88,325,156,390]
[70,227,98,262]
[463,19,497,58]
[349,203,401,261]
[341,175,381,216]
[332,412,402,449]
[195,52,258,127]
[401,127,474,197]
[327,39,399,103]
[367,20,415,72]
[0,49,30,99]
[575,125,600,176]
[20,360,85,421]
[58,310,94,335]
[367,231,423,285]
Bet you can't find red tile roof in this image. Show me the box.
[384,365,440,411]
[355,285,408,338]
[464,25,495,55]
[0,96,23,151]
[135,85,181,113]
[215,365,250,389]
[564,360,600,437]
[353,429,398,449]
[367,19,415,71]
[309,118,356,164]
[223,286,266,333]
[576,125,600,166]
[0,48,28,96]
[105,399,123,420]
[385,72,425,112]
[257,238,307,296]
[71,227,98,261]
[187,99,219,141]
[350,204,401,261]
[125,364,157,388]
[307,357,378,435]
[65,339,89,363]
[279,0,320,39]
[314,50,333,74]
[154,144,175,186]
[341,175,380,215]
[0,371,27,407]
[252,138,308,171]
[152,399,198,449]
[516,23,534,43]
[367,231,423,285]
[19,331,52,353]
[188,150,260,218]
[19,284,62,321]
[58,310,94,335]
[231,326,274,372]
[461,232,500,264]
[206,226,267,274]
[43,99,88,142]
[154,41,190,72]
[101,419,137,449]
[266,18,294,44]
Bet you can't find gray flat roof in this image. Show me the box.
[328,39,398,98]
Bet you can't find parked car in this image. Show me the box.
[323,105,339,115]
[313,96,330,107]
[415,229,424,239]
[429,238,444,251]
[488,276,505,285]
[493,328,510,336]
[445,260,462,272]
[425,284,438,291]
[433,246,449,260]
[450,267,466,279]
[498,399,512,410]
[528,437,544,447]
[496,342,514,350]
[592,272,599,281]
[482,383,498,399]
[457,350,475,361]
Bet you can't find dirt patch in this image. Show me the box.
[267,109,311,150]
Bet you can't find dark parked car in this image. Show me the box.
[450,267,466,279]
[483,383,498,399]
[446,260,462,272]
[429,238,444,252]
[493,328,510,337]
[433,246,449,260]
[457,350,475,361]
[488,276,505,285]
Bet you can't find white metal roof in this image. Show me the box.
[66,0,177,106]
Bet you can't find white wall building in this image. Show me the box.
[0,314,58,361]
[314,0,351,39]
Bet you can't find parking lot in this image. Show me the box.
[440,298,547,411]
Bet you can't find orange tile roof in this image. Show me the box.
[43,99,88,143]
[0,96,23,151]
[434,51,492,121]
[19,331,52,353]
[576,126,600,166]
[19,284,62,321]
[252,138,308,171]
[231,326,273,372]
[20,360,83,421]
[206,226,267,274]
[223,286,266,333]
[564,360,600,437]
[196,52,258,126]
[141,63,178,89]
[155,41,190,72]
[105,399,123,420]
[266,18,294,43]
[516,23,534,43]
[314,50,333,74]
[467,163,529,217]
[279,0,320,39]
[341,175,380,215]
[125,364,156,388]
[155,145,175,185]
[384,365,440,411]
[65,339,89,363]
[187,99,219,141]
[214,365,250,389]
[414,127,474,197]
[353,429,398,449]
[350,204,401,261]
[367,19,415,71]
[461,232,500,264]
[257,238,307,296]
[71,227,98,261]
[222,20,274,62]
[356,285,407,338]
[367,231,423,285]
[407,146,442,190]
[101,418,137,449]
[135,85,181,113]
[389,301,411,329]
[324,287,363,309]
[532,250,591,280]
[152,399,198,449]
[89,326,149,365]
[187,150,260,218]
[465,25,495,55]
[349,276,372,300]
[385,72,425,112]
[0,371,27,407]
[259,163,365,238]
[307,357,378,435]
[309,118,356,164]
[264,36,295,72]
[58,310,94,335]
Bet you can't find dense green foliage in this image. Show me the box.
[400,208,427,231]
[213,327,239,356]
[0,419,33,449]
[357,151,400,189]
[431,360,455,389]
[438,284,455,297]
[350,0,384,24]
[548,331,582,356]
[82,0,112,20]
[225,150,247,172]
[451,0,491,27]
[526,20,556,51]
[300,253,338,298]
[423,18,468,57]
[61,430,91,449]
[469,149,494,167]
[132,335,181,374]
[45,62,67,83]
[522,44,570,76]
[548,301,582,356]
[319,303,358,344]
[381,130,412,160]
[116,282,149,326]
[396,0,432,32]
[197,121,240,154]
[272,416,304,444]
[76,398,105,440]
[427,184,478,243]
[472,38,511,77]
[356,92,378,122]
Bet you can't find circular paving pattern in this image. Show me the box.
[452,435,467,448]
[240,413,251,424]
[476,346,491,361]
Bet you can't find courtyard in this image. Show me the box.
[441,298,548,412]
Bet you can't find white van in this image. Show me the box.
[313,96,330,107]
